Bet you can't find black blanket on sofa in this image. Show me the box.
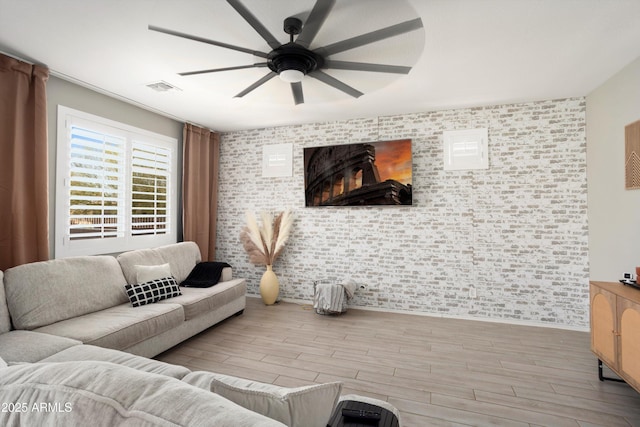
[180,262,231,288]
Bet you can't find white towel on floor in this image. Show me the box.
[342,279,357,300]
[314,280,358,314]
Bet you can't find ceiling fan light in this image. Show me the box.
[279,69,304,83]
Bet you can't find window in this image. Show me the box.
[351,168,363,190]
[333,175,344,196]
[321,181,331,202]
[55,106,178,258]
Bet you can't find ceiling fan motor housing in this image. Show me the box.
[267,42,324,76]
[283,17,302,35]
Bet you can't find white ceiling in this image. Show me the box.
[1,0,640,132]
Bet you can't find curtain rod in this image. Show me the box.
[0,49,217,133]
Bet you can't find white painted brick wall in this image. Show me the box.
[216,98,589,328]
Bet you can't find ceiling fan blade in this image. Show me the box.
[291,82,304,105]
[324,60,411,74]
[227,0,281,50]
[234,71,278,98]
[309,70,363,98]
[295,0,336,48]
[179,63,267,76]
[149,25,269,58]
[314,17,423,57]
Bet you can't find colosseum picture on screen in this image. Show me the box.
[303,139,412,207]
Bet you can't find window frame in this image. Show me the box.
[55,105,178,258]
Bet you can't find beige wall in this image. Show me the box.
[45,76,184,256]
[586,56,640,280]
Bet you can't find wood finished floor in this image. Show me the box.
[155,297,640,427]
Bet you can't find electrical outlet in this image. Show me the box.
[469,285,477,299]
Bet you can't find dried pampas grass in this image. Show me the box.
[272,209,293,262]
[240,209,293,266]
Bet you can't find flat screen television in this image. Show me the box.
[303,139,412,207]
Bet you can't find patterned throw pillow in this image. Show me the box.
[124,277,181,307]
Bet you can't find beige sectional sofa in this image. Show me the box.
[0,242,245,362]
[0,242,401,427]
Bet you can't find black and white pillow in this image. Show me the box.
[125,277,182,307]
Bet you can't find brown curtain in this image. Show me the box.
[182,123,220,261]
[0,54,50,270]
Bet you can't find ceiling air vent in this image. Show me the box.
[146,81,181,92]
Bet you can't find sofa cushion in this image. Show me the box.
[125,276,182,307]
[4,256,129,330]
[0,355,6,369]
[34,302,184,351]
[183,371,342,427]
[135,263,171,283]
[157,278,246,320]
[0,270,11,333]
[0,330,82,363]
[0,361,286,427]
[118,241,201,285]
[117,249,164,285]
[152,242,204,283]
[40,344,191,379]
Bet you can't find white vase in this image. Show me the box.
[260,265,279,305]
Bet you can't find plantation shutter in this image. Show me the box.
[56,106,178,258]
[131,141,171,236]
[68,125,125,241]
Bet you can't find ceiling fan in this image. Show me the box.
[149,0,423,105]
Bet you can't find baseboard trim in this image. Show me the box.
[247,293,589,332]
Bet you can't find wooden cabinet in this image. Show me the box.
[590,281,640,393]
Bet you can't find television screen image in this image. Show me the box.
[303,139,412,207]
